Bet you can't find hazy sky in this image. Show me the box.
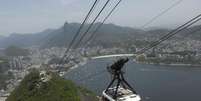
[0,0,201,35]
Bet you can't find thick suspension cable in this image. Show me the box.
[139,16,201,54]
[159,26,201,49]
[82,0,123,47]
[141,14,201,52]
[136,14,201,56]
[83,0,183,49]
[59,0,100,65]
[78,19,201,82]
[71,0,111,50]
[138,18,201,55]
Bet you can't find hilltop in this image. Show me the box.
[6,70,99,101]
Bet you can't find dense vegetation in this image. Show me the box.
[6,70,98,101]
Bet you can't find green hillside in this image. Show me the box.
[6,70,98,101]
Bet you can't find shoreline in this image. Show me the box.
[135,62,201,67]
[62,58,88,75]
[63,58,201,76]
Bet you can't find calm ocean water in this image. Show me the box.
[65,58,201,101]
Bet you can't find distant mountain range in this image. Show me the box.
[0,22,200,48]
[0,29,53,48]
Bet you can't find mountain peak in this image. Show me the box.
[64,21,69,27]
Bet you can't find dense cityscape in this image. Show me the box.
[1,0,201,100]
[1,36,201,100]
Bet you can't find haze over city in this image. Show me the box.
[0,0,201,35]
[1,0,201,101]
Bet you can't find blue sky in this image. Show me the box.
[0,0,201,35]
